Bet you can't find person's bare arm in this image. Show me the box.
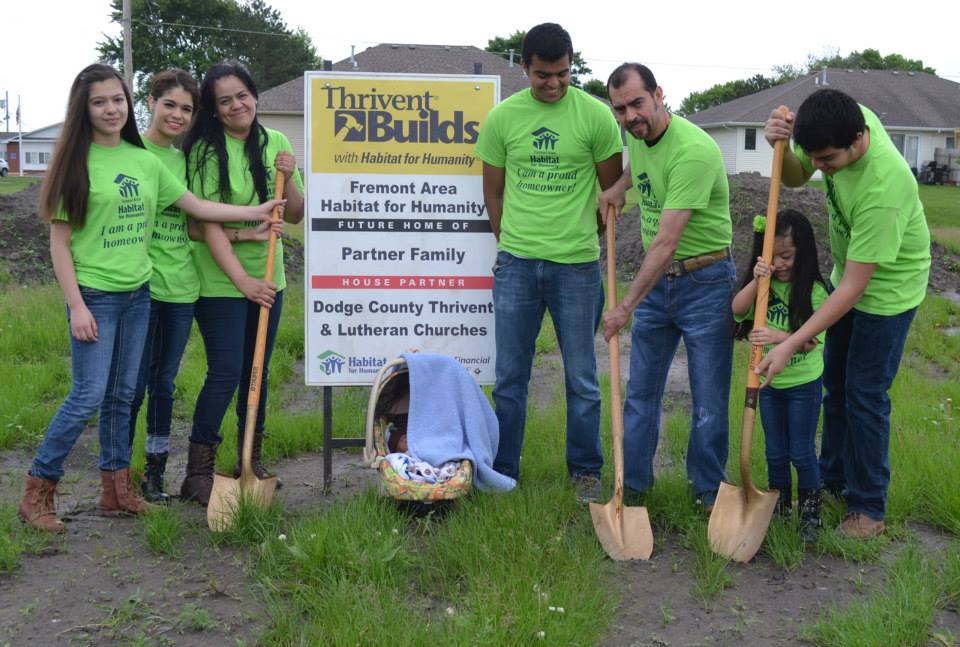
[274,151,304,224]
[763,109,813,188]
[174,191,281,223]
[202,222,277,307]
[50,221,97,341]
[602,209,691,341]
[482,163,505,241]
[756,261,875,382]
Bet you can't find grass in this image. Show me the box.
[0,175,38,196]
[141,504,184,556]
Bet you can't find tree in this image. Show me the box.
[675,48,936,116]
[581,79,608,101]
[97,0,321,102]
[486,30,591,87]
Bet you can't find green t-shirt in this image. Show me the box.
[474,86,622,263]
[143,139,198,303]
[57,140,186,292]
[796,106,931,315]
[626,115,731,259]
[188,128,304,297]
[735,279,828,389]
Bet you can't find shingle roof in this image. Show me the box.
[687,69,960,130]
[259,43,529,113]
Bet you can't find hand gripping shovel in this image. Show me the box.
[590,205,654,561]
[707,106,789,562]
[208,173,285,531]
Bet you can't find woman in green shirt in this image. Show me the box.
[179,61,304,505]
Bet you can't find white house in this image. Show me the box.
[686,69,960,179]
[1,123,62,174]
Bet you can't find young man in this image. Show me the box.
[474,23,623,502]
[760,88,931,539]
[599,63,735,512]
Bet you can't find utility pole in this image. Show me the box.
[122,0,133,90]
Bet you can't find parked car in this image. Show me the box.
[0,158,8,176]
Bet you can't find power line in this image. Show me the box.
[133,18,300,39]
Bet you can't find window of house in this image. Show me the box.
[744,128,756,150]
[948,136,956,149]
[889,133,919,169]
[24,152,36,164]
[38,152,51,164]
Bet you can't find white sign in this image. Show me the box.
[304,72,500,385]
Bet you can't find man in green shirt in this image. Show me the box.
[474,23,623,502]
[759,88,931,539]
[599,63,735,513]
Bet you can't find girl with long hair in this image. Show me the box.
[732,209,829,541]
[179,61,304,505]
[18,64,281,533]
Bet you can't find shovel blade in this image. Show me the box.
[590,500,654,561]
[207,471,278,531]
[707,480,779,562]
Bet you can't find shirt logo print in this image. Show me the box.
[114,174,141,199]
[531,127,560,150]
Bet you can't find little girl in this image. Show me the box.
[732,209,828,541]
[18,64,281,533]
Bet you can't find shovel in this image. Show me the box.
[707,106,789,562]
[590,205,654,561]
[208,172,285,531]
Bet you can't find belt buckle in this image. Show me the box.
[665,260,683,278]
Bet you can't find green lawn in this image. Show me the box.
[0,175,38,196]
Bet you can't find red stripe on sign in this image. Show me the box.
[312,275,494,289]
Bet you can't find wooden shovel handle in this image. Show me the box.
[240,172,286,479]
[740,105,788,490]
[605,205,626,507]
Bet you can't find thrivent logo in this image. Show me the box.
[325,86,479,144]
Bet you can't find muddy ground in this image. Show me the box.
[2,176,960,645]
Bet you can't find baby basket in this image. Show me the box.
[364,357,473,504]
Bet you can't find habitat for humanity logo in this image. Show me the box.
[531,127,559,150]
[635,172,652,197]
[114,174,140,198]
[317,350,346,375]
[324,85,479,143]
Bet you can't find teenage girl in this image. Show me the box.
[179,61,304,506]
[18,64,281,533]
[732,209,828,541]
[127,69,278,503]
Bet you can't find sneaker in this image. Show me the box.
[695,491,718,517]
[572,474,602,504]
[840,512,885,539]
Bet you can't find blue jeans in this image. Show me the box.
[623,257,735,505]
[190,292,284,446]
[759,377,822,495]
[128,299,195,454]
[819,306,916,520]
[491,251,604,480]
[31,285,150,480]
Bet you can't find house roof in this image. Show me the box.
[0,122,62,144]
[258,43,529,113]
[687,69,960,130]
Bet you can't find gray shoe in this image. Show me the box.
[572,474,602,504]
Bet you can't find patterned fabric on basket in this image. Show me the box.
[374,418,473,501]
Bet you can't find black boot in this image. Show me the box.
[180,442,217,505]
[234,430,283,490]
[798,489,822,543]
[142,452,170,503]
[773,487,791,519]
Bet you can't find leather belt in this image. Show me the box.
[664,248,729,278]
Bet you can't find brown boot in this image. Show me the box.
[180,442,217,506]
[99,468,151,515]
[234,430,282,490]
[18,473,65,533]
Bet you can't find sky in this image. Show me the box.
[4,1,960,133]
